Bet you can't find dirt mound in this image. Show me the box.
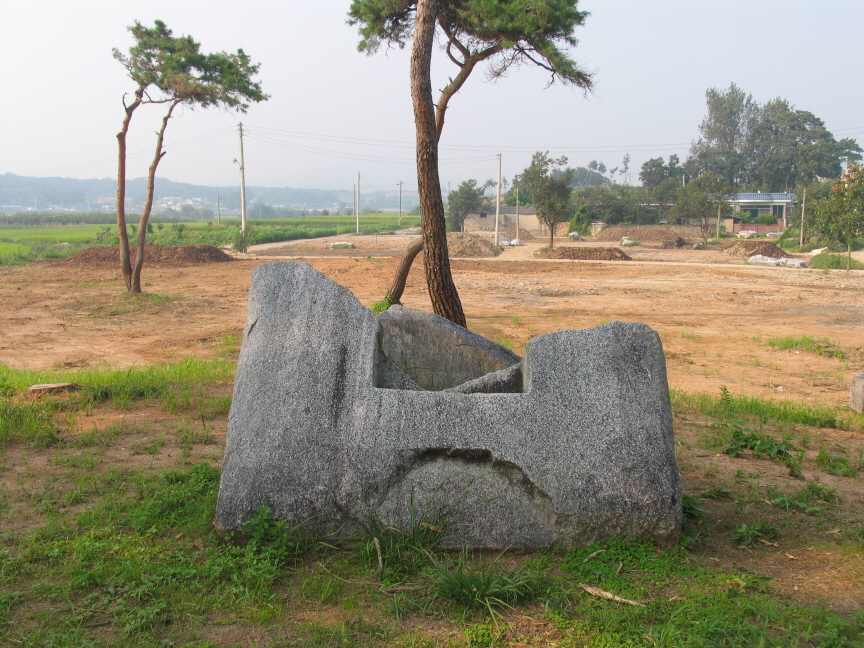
[478,227,535,240]
[594,227,685,248]
[66,244,233,266]
[447,232,502,257]
[534,246,631,261]
[724,240,789,258]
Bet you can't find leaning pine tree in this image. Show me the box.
[349,0,594,326]
[114,20,267,293]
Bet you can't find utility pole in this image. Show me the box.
[236,123,248,253]
[716,203,722,239]
[398,181,403,227]
[515,187,520,239]
[494,153,502,246]
[799,189,807,248]
[216,196,222,225]
[356,172,361,234]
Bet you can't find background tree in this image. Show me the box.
[349,0,594,327]
[688,83,757,187]
[743,99,861,192]
[686,83,861,192]
[446,179,485,231]
[519,152,573,248]
[670,173,731,244]
[639,154,683,191]
[813,164,864,271]
[114,20,266,293]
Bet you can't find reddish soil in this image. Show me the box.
[66,243,232,266]
[534,246,632,261]
[2,235,864,616]
[725,240,790,258]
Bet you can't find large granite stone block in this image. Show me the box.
[215,261,682,548]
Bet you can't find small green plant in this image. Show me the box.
[815,445,857,477]
[771,482,837,516]
[682,494,704,520]
[701,486,731,499]
[371,291,400,315]
[733,520,780,546]
[681,331,699,341]
[429,548,546,618]
[242,505,310,566]
[726,573,772,597]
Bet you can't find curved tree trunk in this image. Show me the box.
[131,100,179,293]
[387,236,424,302]
[411,0,465,327]
[116,93,142,292]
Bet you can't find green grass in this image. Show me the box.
[671,386,838,429]
[2,361,863,646]
[0,358,235,446]
[809,253,864,270]
[0,213,422,265]
[768,335,846,359]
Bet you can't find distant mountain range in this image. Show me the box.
[0,173,419,212]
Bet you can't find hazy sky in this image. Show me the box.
[1,0,862,195]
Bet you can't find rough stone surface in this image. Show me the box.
[852,371,864,414]
[378,305,520,390]
[216,261,682,548]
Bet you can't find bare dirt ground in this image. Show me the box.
[2,233,864,615]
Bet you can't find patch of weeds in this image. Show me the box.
[749,357,762,367]
[726,573,772,598]
[371,291,400,315]
[243,505,310,566]
[767,334,846,360]
[733,520,780,546]
[680,331,698,341]
[701,486,732,499]
[430,548,547,618]
[496,337,514,350]
[0,396,60,447]
[815,445,858,477]
[131,435,165,455]
[673,385,837,428]
[771,482,837,516]
[681,494,704,520]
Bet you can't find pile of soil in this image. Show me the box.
[447,233,502,257]
[478,227,535,240]
[534,246,632,261]
[724,240,790,258]
[66,244,233,266]
[594,227,685,248]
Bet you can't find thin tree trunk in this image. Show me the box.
[131,100,179,293]
[411,0,465,327]
[116,92,142,292]
[388,237,424,302]
[549,222,554,250]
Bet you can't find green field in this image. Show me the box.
[0,213,421,266]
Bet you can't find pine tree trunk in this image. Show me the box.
[388,237,424,302]
[116,96,140,292]
[410,0,465,327]
[131,101,178,293]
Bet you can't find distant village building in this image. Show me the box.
[725,192,797,234]
[463,206,542,235]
